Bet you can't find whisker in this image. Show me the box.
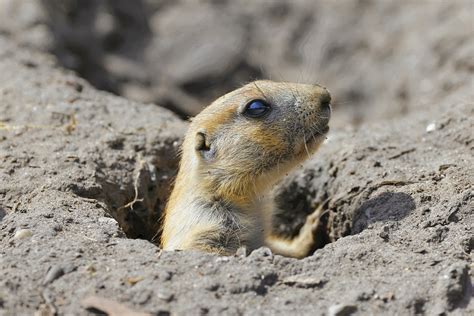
[309,124,325,137]
[282,81,298,103]
[302,131,311,159]
[331,100,353,107]
[253,82,268,100]
[316,115,331,119]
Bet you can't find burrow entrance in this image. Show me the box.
[89,157,336,254]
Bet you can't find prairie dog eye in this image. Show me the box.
[243,100,271,118]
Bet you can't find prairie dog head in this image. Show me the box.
[181,80,331,202]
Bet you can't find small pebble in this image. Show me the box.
[204,282,219,292]
[157,289,174,302]
[426,122,436,132]
[379,226,390,241]
[328,303,358,316]
[158,270,173,281]
[235,246,248,257]
[134,290,152,304]
[215,256,230,263]
[282,275,327,288]
[249,247,273,259]
[13,229,32,240]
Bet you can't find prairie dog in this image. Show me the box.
[161,80,331,258]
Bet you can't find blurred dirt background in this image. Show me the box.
[0,0,473,315]
[1,0,472,125]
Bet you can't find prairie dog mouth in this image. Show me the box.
[303,126,329,148]
[306,124,329,141]
[320,124,330,134]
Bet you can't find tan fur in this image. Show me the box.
[161,80,331,258]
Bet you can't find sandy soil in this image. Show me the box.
[0,1,473,315]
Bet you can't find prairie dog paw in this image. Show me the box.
[305,204,326,234]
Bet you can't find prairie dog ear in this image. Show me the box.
[195,130,211,152]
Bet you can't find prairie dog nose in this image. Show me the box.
[318,87,331,111]
[293,84,331,128]
[310,84,331,111]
